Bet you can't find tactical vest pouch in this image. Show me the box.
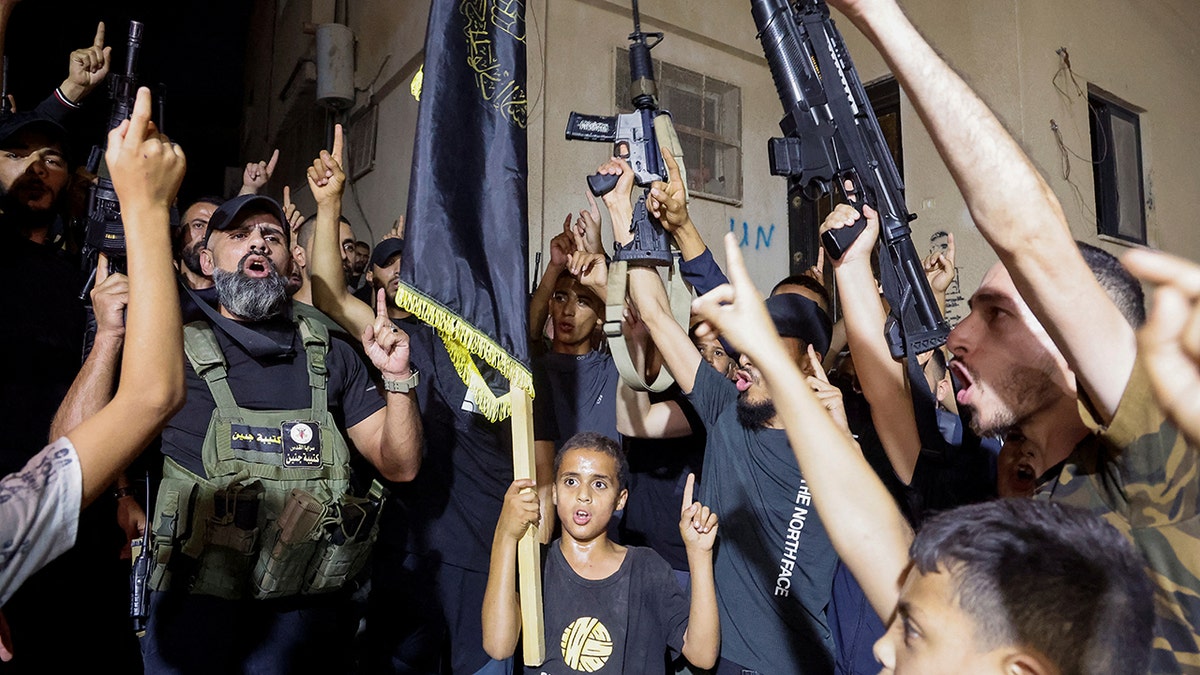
[305,481,387,594]
[148,471,199,592]
[251,488,326,599]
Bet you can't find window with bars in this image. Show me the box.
[616,50,742,203]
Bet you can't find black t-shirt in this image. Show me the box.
[160,315,384,477]
[532,350,620,447]
[621,389,706,572]
[530,542,688,674]
[687,362,836,675]
[385,315,514,573]
[0,232,84,473]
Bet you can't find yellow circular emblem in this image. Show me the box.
[560,617,613,672]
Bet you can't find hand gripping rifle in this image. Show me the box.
[564,0,692,392]
[751,0,947,359]
[80,20,144,297]
[751,0,950,454]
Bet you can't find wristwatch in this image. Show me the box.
[382,369,419,393]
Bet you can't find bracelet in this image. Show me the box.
[113,485,136,499]
[381,369,419,394]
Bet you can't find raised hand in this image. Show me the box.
[281,185,305,233]
[307,124,346,206]
[62,22,112,102]
[105,87,186,215]
[575,190,604,254]
[923,232,955,295]
[678,473,717,552]
[499,478,541,540]
[384,215,406,241]
[548,213,577,270]
[1123,249,1200,447]
[568,249,607,294]
[805,344,849,432]
[241,148,280,195]
[819,201,879,268]
[596,157,637,243]
[690,233,775,360]
[362,288,412,379]
[647,147,691,233]
[804,246,827,290]
[90,254,129,342]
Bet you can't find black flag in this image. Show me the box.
[397,0,531,422]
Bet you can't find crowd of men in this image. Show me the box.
[2,0,1200,673]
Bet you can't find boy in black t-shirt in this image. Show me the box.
[483,432,720,672]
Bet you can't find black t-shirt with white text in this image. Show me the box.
[686,363,836,674]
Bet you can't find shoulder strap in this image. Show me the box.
[296,314,330,416]
[183,321,241,417]
[604,257,692,393]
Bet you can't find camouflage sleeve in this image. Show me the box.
[1080,354,1200,671]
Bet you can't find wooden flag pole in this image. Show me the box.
[510,383,545,666]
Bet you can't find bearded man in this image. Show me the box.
[137,194,423,674]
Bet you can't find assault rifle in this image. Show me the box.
[564,0,691,392]
[80,20,144,297]
[750,0,948,358]
[564,0,686,266]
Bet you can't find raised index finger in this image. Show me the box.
[807,344,829,383]
[376,287,389,320]
[265,148,280,175]
[94,21,106,49]
[681,473,695,514]
[722,232,754,293]
[331,124,345,166]
[660,145,682,185]
[945,232,956,265]
[125,87,153,147]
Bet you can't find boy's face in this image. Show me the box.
[873,565,1031,674]
[549,276,600,353]
[553,448,627,543]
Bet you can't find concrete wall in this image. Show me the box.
[243,0,1200,314]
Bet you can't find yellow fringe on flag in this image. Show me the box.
[394,282,534,422]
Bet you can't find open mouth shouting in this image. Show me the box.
[240,253,274,279]
[572,508,591,527]
[734,368,753,393]
[949,359,975,407]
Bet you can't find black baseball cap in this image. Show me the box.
[370,238,405,269]
[204,194,289,244]
[0,111,67,150]
[765,293,833,357]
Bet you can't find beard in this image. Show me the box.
[0,176,59,232]
[736,394,777,429]
[180,241,206,276]
[965,360,1063,437]
[212,254,289,321]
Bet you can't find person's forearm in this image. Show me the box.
[49,333,122,440]
[628,268,701,394]
[481,532,522,660]
[681,548,719,669]
[848,5,1063,258]
[834,262,920,483]
[376,389,423,482]
[672,219,707,262]
[752,337,912,621]
[310,196,374,335]
[75,204,184,505]
[847,2,1134,417]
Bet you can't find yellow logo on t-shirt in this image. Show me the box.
[560,617,613,672]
